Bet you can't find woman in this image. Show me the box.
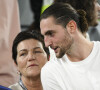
[9,30,49,90]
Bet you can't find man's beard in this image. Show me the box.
[56,36,73,58]
[56,47,66,58]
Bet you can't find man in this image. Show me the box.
[40,3,100,90]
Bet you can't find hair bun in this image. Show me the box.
[77,9,88,34]
[77,9,86,17]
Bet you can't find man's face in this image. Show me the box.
[40,16,73,58]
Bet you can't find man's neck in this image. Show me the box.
[66,39,94,62]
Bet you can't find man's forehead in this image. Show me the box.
[40,16,56,25]
[40,17,55,35]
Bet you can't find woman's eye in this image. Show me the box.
[20,53,26,56]
[34,51,42,53]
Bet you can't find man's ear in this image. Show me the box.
[66,20,77,33]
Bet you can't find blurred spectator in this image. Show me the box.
[41,0,54,14]
[18,0,54,31]
[28,0,43,30]
[18,0,43,31]
[0,0,20,87]
[18,0,33,31]
[98,0,100,19]
[88,0,100,41]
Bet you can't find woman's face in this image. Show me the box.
[16,39,47,78]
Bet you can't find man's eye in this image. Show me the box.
[49,32,53,36]
[50,33,53,36]
[46,31,54,37]
[48,33,54,37]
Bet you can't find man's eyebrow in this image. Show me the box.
[45,30,54,35]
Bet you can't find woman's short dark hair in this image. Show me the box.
[12,30,50,64]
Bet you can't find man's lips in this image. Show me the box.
[52,47,58,53]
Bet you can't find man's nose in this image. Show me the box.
[44,36,52,47]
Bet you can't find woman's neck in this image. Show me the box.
[21,76,43,90]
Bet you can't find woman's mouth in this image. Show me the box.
[28,64,38,68]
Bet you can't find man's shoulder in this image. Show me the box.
[42,60,58,72]
[41,55,67,74]
[94,41,100,46]
[92,41,100,55]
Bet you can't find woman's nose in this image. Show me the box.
[27,52,35,61]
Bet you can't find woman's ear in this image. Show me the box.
[17,67,20,75]
[66,20,77,33]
